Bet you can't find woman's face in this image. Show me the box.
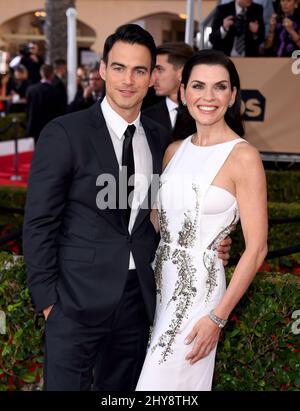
[280,0,297,15]
[181,64,236,127]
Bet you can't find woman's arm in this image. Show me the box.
[185,143,268,364]
[213,143,268,320]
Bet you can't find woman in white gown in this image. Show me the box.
[136,50,268,391]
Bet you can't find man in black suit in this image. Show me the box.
[143,42,196,141]
[68,68,104,112]
[209,0,265,56]
[52,58,68,115]
[26,64,61,143]
[23,24,170,391]
[23,25,231,391]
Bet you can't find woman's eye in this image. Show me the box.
[192,84,204,89]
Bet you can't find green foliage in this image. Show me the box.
[0,186,26,254]
[0,253,299,391]
[266,170,300,203]
[230,202,300,260]
[214,271,300,391]
[0,186,26,228]
[0,253,44,390]
[0,113,26,142]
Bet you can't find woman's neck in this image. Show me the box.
[193,121,234,146]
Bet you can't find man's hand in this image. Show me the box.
[43,305,54,320]
[217,236,232,266]
[249,20,259,34]
[223,16,235,31]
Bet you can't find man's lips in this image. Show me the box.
[119,89,136,97]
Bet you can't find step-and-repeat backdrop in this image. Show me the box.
[233,56,300,154]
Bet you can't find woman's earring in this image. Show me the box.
[228,103,233,108]
[182,101,187,106]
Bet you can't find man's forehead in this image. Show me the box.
[107,41,151,63]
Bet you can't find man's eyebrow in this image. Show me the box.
[110,62,149,71]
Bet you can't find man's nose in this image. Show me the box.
[123,70,134,84]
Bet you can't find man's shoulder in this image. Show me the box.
[141,112,169,134]
[249,2,264,13]
[216,1,235,13]
[143,99,167,116]
[141,113,172,150]
[52,107,93,128]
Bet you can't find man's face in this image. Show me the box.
[152,54,182,98]
[88,71,103,92]
[237,0,252,8]
[100,41,153,116]
[28,43,38,55]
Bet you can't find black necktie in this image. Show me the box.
[235,8,247,55]
[122,124,136,225]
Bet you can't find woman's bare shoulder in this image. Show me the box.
[232,140,261,165]
[231,139,264,176]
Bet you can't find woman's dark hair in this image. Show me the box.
[102,24,157,72]
[181,49,244,137]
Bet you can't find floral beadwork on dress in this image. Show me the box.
[151,249,197,364]
[203,208,239,302]
[151,185,200,363]
[178,184,200,248]
[158,208,172,244]
[154,206,172,303]
[154,244,171,303]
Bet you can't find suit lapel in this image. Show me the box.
[161,99,172,131]
[87,102,127,232]
[131,114,162,234]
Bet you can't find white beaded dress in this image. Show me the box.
[136,136,246,391]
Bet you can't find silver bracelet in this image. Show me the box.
[208,310,228,328]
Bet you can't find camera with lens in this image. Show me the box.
[19,44,31,58]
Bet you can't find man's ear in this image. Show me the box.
[177,66,183,83]
[148,71,155,88]
[99,60,106,81]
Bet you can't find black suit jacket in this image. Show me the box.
[143,99,196,141]
[23,103,170,326]
[26,82,62,141]
[52,75,68,115]
[209,1,265,56]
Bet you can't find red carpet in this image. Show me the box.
[0,152,32,187]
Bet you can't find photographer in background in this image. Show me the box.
[209,0,265,56]
[20,42,44,84]
[264,0,300,56]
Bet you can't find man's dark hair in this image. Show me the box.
[102,24,156,71]
[156,42,194,69]
[40,64,54,80]
[53,59,67,69]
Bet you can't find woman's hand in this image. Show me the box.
[283,17,294,32]
[184,315,221,364]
